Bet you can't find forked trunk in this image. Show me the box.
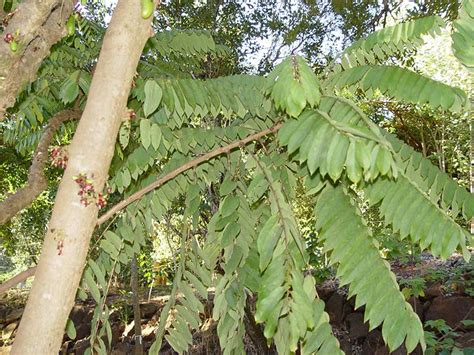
[11,1,155,353]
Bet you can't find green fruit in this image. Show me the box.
[66,15,75,36]
[10,40,17,52]
[141,0,154,19]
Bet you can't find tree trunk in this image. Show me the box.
[131,255,144,355]
[11,1,156,353]
[0,0,74,120]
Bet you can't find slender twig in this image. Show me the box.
[0,124,283,294]
[0,266,37,295]
[96,123,282,226]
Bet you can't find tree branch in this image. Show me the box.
[0,266,37,295]
[0,109,81,224]
[0,0,75,120]
[96,123,282,226]
[0,123,282,295]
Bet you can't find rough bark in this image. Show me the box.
[0,0,74,120]
[0,109,81,225]
[11,1,156,353]
[0,266,37,295]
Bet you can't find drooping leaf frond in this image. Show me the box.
[252,162,342,354]
[386,132,474,220]
[315,184,425,353]
[150,30,217,57]
[210,186,258,354]
[277,97,396,183]
[451,0,474,72]
[134,75,272,125]
[160,185,213,353]
[329,16,445,73]
[325,65,469,112]
[266,55,321,117]
[364,175,471,260]
[110,116,274,194]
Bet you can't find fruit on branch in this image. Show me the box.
[51,146,69,169]
[140,0,154,19]
[66,15,75,36]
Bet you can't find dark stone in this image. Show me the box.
[362,329,384,355]
[69,305,89,324]
[326,293,345,325]
[140,302,159,319]
[316,286,334,302]
[69,305,93,340]
[74,323,91,341]
[343,301,354,321]
[408,296,423,321]
[111,323,124,345]
[425,296,474,328]
[72,338,90,355]
[111,342,133,355]
[345,312,369,340]
[338,337,352,354]
[424,283,443,299]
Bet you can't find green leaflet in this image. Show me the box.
[150,29,216,57]
[315,184,425,352]
[327,16,445,73]
[365,175,470,261]
[266,55,321,117]
[385,132,474,220]
[59,70,81,104]
[139,119,152,149]
[277,105,396,182]
[65,319,77,340]
[451,0,474,72]
[143,80,163,117]
[326,65,469,112]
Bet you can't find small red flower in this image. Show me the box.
[4,33,13,43]
[57,240,64,256]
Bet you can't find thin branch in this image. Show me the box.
[0,0,75,119]
[96,123,282,226]
[0,123,283,295]
[0,266,37,294]
[0,109,81,224]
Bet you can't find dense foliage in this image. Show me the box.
[0,0,473,354]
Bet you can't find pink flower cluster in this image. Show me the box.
[73,173,107,209]
[56,240,64,256]
[3,33,13,43]
[51,146,69,169]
